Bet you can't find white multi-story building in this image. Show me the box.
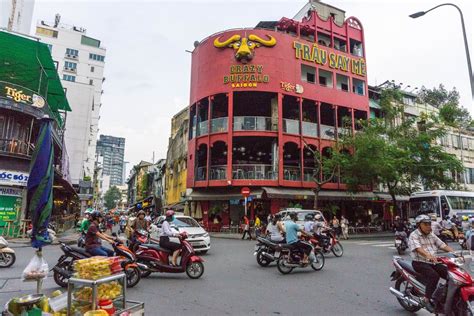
[35,16,106,186]
[0,0,35,34]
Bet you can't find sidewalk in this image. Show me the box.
[7,229,80,248]
[210,231,393,240]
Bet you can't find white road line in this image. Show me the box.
[388,247,396,250]
[356,242,391,245]
[373,243,395,247]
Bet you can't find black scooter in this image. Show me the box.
[253,236,283,267]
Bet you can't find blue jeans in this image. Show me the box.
[87,246,114,257]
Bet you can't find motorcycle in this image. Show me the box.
[439,228,457,243]
[317,229,343,257]
[0,236,15,268]
[135,232,205,279]
[389,254,474,314]
[394,232,408,255]
[253,236,281,267]
[276,238,325,275]
[53,239,142,288]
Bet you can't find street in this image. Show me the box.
[0,236,453,315]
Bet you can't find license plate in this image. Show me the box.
[273,251,280,258]
[395,240,401,245]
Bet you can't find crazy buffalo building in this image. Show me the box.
[186,4,381,228]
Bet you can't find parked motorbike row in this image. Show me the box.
[254,228,343,275]
[52,229,205,289]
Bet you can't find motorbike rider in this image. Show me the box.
[393,216,408,245]
[303,214,315,233]
[85,211,116,257]
[408,214,454,312]
[313,214,330,248]
[80,210,92,234]
[431,215,443,237]
[160,210,182,266]
[119,213,127,234]
[265,214,285,243]
[465,219,474,250]
[284,212,313,264]
[441,215,459,239]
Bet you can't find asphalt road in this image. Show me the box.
[0,237,462,315]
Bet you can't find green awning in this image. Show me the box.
[0,31,71,122]
[369,99,381,109]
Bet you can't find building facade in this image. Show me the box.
[35,16,106,186]
[0,0,35,34]
[186,5,369,226]
[96,135,126,186]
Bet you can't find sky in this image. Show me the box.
[31,0,473,177]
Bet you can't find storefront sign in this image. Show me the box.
[0,82,45,108]
[292,41,366,77]
[0,186,22,226]
[223,65,269,88]
[0,170,29,187]
[280,82,304,94]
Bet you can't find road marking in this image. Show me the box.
[373,243,395,247]
[356,241,391,245]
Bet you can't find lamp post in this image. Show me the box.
[409,3,474,99]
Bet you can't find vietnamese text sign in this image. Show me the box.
[0,170,29,187]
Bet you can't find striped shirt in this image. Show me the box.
[408,228,446,263]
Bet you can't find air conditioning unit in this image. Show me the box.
[66,54,72,58]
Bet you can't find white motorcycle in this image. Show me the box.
[0,236,16,268]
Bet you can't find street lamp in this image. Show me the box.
[409,3,474,99]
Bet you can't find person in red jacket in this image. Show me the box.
[241,215,251,240]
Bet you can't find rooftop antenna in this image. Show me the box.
[54,13,61,27]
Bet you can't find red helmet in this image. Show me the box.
[165,210,175,217]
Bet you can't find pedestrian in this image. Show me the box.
[332,215,341,237]
[341,215,349,240]
[255,215,262,237]
[241,215,251,240]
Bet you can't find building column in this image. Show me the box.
[278,93,284,184]
[226,93,233,182]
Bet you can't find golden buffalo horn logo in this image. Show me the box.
[214,34,277,63]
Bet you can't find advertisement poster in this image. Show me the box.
[0,187,22,227]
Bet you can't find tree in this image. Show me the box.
[340,86,463,212]
[104,186,121,210]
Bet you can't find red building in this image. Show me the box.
[186,6,370,227]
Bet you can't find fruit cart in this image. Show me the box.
[66,273,144,315]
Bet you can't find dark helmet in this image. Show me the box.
[305,214,314,221]
[289,212,297,220]
[444,215,450,220]
[91,211,103,221]
[274,214,281,221]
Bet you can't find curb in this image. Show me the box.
[209,233,393,241]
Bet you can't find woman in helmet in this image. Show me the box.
[160,210,182,266]
[85,211,115,257]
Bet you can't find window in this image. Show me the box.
[336,74,349,92]
[89,79,93,85]
[352,78,365,95]
[91,66,95,72]
[466,168,474,184]
[333,37,347,52]
[36,27,58,38]
[350,39,363,57]
[89,53,105,62]
[403,96,415,106]
[301,64,316,83]
[81,35,101,48]
[63,75,76,82]
[66,48,79,56]
[64,61,77,69]
[317,32,331,47]
[318,69,333,88]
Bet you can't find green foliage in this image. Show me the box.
[104,186,121,210]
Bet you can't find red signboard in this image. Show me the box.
[241,187,251,198]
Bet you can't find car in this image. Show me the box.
[151,215,211,254]
[276,208,326,227]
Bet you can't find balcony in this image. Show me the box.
[283,119,300,135]
[302,121,318,137]
[283,166,301,181]
[303,167,316,182]
[210,117,228,133]
[232,164,277,180]
[233,116,273,132]
[197,121,208,136]
[209,165,226,180]
[320,124,336,140]
[0,139,33,158]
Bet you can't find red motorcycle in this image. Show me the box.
[314,229,343,257]
[390,254,474,314]
[135,232,204,279]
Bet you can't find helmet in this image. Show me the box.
[91,211,103,221]
[165,210,175,217]
[444,215,450,220]
[395,216,400,220]
[289,212,297,220]
[315,214,322,220]
[305,214,314,221]
[415,214,431,225]
[463,215,469,221]
[137,210,145,216]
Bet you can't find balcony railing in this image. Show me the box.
[210,165,227,180]
[283,119,300,135]
[303,167,317,182]
[302,121,318,137]
[196,166,207,181]
[233,116,273,131]
[0,139,33,157]
[283,166,301,181]
[320,124,336,140]
[197,121,208,136]
[210,117,228,133]
[232,164,277,180]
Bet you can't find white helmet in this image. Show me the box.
[315,214,322,220]
[415,214,431,225]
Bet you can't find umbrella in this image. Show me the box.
[26,117,54,249]
[195,202,203,219]
[184,202,190,216]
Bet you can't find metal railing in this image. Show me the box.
[0,139,33,157]
[211,117,228,133]
[197,121,208,136]
[210,165,227,180]
[233,116,273,131]
[302,121,318,137]
[303,167,317,182]
[196,166,207,181]
[232,164,277,180]
[283,119,300,134]
[283,166,301,181]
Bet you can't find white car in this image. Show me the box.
[151,215,211,254]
